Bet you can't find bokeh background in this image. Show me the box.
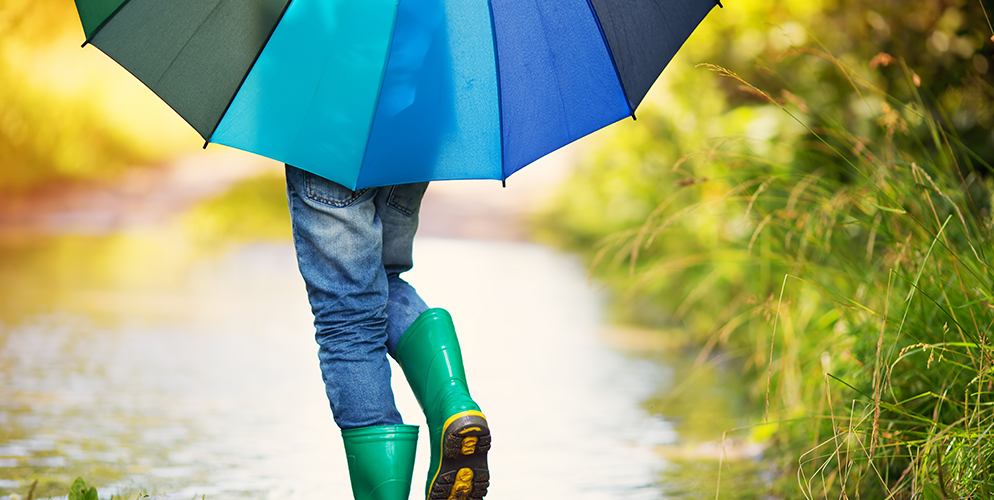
[3,0,994,499]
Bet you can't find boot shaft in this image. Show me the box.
[395,308,490,499]
[395,308,480,423]
[342,424,419,500]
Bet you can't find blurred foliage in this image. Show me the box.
[0,0,197,194]
[542,0,994,250]
[539,0,994,497]
[183,172,291,244]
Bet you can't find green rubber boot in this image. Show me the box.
[395,308,490,500]
[341,425,419,500]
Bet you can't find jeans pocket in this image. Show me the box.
[385,183,429,217]
[300,169,371,208]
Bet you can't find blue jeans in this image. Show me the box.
[285,165,430,430]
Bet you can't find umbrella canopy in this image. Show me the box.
[75,0,720,190]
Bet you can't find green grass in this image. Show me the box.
[538,48,994,499]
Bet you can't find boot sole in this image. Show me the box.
[428,411,490,500]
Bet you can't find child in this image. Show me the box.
[284,165,490,500]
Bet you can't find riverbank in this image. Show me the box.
[0,151,275,236]
[0,146,576,242]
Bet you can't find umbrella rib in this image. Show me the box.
[532,0,573,144]
[287,38,361,164]
[154,0,227,88]
[205,0,295,146]
[582,0,635,119]
[80,0,137,47]
[357,4,404,188]
[487,0,507,183]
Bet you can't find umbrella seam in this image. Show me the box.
[356,0,404,190]
[287,51,344,177]
[583,0,634,119]
[535,3,574,146]
[487,0,507,183]
[81,0,136,47]
[154,0,227,88]
[205,0,295,145]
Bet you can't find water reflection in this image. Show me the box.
[603,326,770,499]
[0,228,679,499]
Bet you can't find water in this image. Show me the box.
[0,228,678,499]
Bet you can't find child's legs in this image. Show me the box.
[285,165,403,430]
[385,274,429,356]
[375,183,431,356]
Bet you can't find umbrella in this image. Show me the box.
[75,0,720,190]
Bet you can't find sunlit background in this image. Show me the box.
[3,0,994,499]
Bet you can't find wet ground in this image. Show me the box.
[0,148,764,500]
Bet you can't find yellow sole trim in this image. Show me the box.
[442,410,486,431]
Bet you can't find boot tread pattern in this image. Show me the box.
[430,468,489,500]
[430,415,490,500]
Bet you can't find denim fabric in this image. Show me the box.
[285,165,429,430]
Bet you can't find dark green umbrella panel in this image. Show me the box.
[75,0,720,189]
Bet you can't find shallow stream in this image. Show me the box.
[0,228,683,499]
